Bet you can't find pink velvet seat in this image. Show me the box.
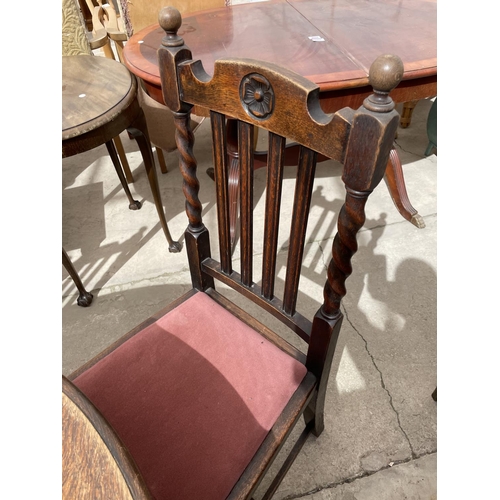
[73,291,307,500]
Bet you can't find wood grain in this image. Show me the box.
[62,389,144,499]
[62,56,133,138]
[63,378,152,498]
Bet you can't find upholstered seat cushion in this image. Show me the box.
[73,291,307,499]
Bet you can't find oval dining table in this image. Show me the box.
[122,0,437,232]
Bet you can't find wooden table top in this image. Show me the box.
[62,378,151,499]
[62,391,135,499]
[62,55,134,140]
[123,0,436,93]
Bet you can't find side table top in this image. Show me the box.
[62,55,134,140]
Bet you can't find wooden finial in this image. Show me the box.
[363,54,404,112]
[159,6,184,47]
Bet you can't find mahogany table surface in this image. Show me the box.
[122,0,436,110]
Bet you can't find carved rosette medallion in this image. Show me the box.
[240,73,275,120]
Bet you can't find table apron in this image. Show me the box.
[318,75,437,114]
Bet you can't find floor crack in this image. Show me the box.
[280,451,436,499]
[317,241,329,272]
[341,302,416,459]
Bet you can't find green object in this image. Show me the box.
[425,98,437,156]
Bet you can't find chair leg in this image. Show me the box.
[62,248,93,307]
[105,140,142,210]
[127,111,182,253]
[425,141,436,156]
[156,147,168,174]
[304,309,345,439]
[261,422,314,500]
[399,100,418,128]
[113,135,134,183]
[101,39,116,60]
[432,387,437,402]
[113,39,125,63]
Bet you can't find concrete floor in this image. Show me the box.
[62,96,437,499]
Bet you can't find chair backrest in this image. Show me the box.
[62,0,113,56]
[157,7,402,379]
[120,0,229,35]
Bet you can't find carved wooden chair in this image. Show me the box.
[63,7,403,498]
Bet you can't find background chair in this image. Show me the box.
[425,98,437,156]
[91,0,128,60]
[75,0,212,175]
[63,7,403,498]
[63,0,134,182]
[400,100,419,128]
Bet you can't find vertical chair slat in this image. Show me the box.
[261,132,286,299]
[283,146,317,316]
[211,111,232,274]
[238,120,255,286]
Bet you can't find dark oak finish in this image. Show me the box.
[62,54,181,253]
[157,9,401,494]
[66,6,405,498]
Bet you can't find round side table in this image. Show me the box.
[63,55,181,305]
